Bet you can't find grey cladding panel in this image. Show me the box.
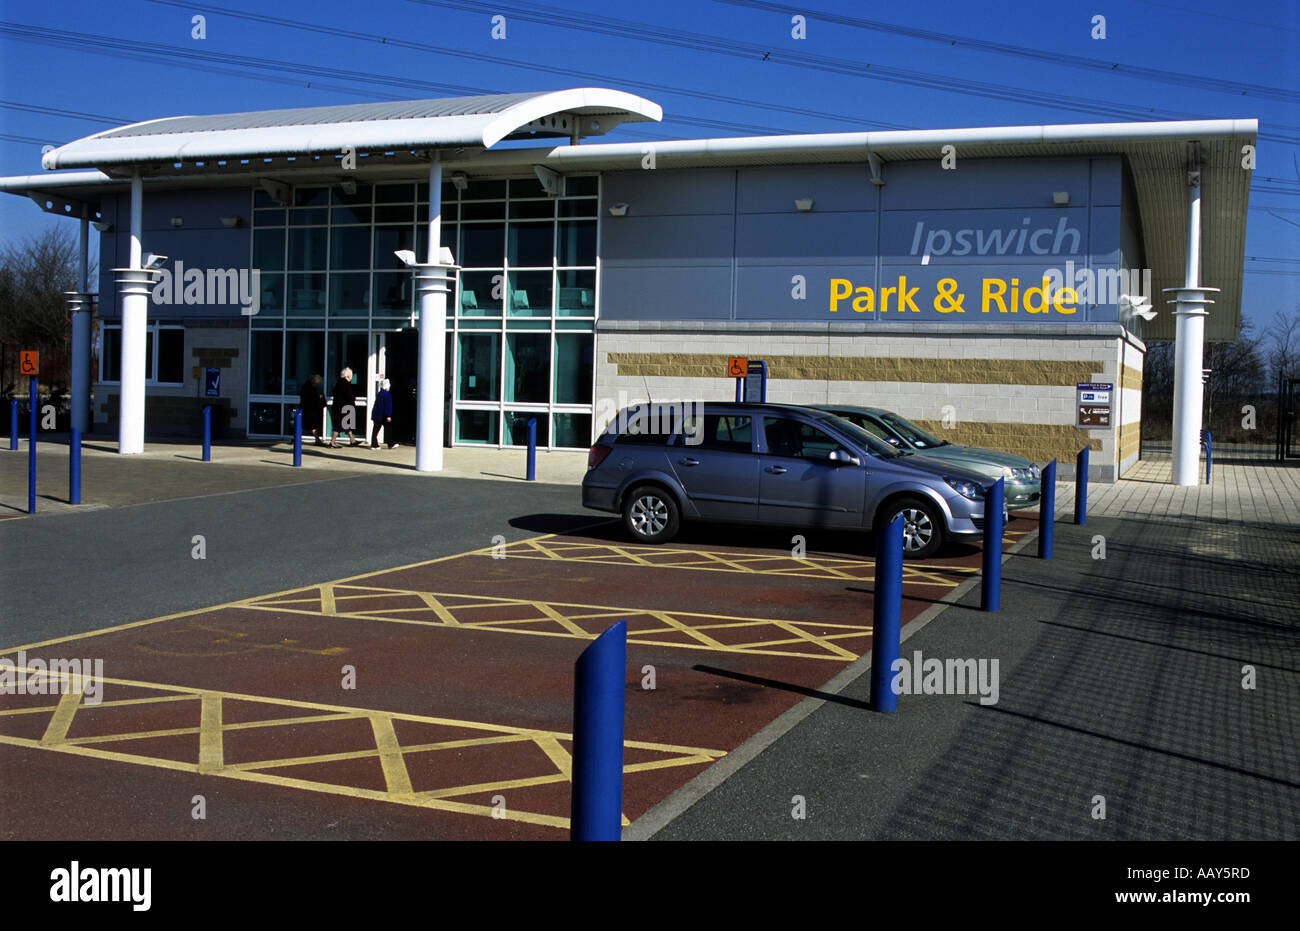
[599,266,732,320]
[736,265,875,320]
[737,164,877,213]
[600,168,735,216]
[601,214,734,264]
[736,212,876,264]
[882,158,1093,210]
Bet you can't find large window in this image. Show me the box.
[248,175,599,448]
[99,324,185,385]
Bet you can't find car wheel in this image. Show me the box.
[622,485,680,544]
[879,496,944,559]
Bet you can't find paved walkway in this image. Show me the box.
[636,458,1300,840]
[0,436,589,515]
[1066,459,1300,526]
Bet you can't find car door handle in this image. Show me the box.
[765,465,788,474]
[677,458,700,467]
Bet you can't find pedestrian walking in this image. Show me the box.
[298,374,327,445]
[329,367,362,447]
[370,378,399,449]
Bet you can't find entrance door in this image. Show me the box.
[388,328,419,445]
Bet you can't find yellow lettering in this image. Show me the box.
[982,278,1007,313]
[852,287,874,313]
[1054,287,1077,314]
[829,278,851,312]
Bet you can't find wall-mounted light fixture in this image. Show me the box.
[170,216,184,228]
[608,203,629,217]
[1052,191,1070,206]
[143,253,169,271]
[451,172,469,191]
[91,221,112,233]
[794,198,815,212]
[339,179,357,196]
[219,216,243,228]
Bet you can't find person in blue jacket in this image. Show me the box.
[370,378,398,449]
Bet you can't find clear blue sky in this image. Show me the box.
[1,0,1296,332]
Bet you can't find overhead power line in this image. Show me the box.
[403,0,1299,144]
[0,23,787,141]
[139,1,912,131]
[713,0,1300,103]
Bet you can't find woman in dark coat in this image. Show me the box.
[298,374,327,445]
[329,367,362,447]
[370,378,397,449]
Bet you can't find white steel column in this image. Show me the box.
[414,152,450,472]
[115,172,150,454]
[68,204,92,433]
[1166,171,1219,486]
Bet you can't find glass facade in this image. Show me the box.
[247,174,598,448]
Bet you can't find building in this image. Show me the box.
[1,88,1255,482]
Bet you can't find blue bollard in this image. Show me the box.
[8,399,16,450]
[526,417,537,482]
[28,376,37,513]
[1074,447,1089,525]
[202,405,212,462]
[982,478,1005,612]
[69,427,81,505]
[869,514,904,713]
[293,408,303,468]
[1202,430,1212,485]
[571,620,627,841]
[1037,460,1056,560]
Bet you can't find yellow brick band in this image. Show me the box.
[608,353,1102,386]
[912,421,1103,464]
[1121,365,1142,392]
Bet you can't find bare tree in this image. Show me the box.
[1261,306,1300,385]
[0,226,91,396]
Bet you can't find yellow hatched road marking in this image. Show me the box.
[371,714,414,796]
[497,537,990,587]
[0,667,725,832]
[40,689,82,747]
[240,587,872,660]
[198,695,224,774]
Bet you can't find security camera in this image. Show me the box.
[608,203,629,217]
[143,253,168,271]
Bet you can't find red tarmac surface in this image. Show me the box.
[0,515,1035,840]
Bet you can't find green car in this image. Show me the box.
[814,405,1042,510]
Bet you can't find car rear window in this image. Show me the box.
[675,414,752,452]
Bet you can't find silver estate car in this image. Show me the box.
[581,402,1001,559]
[814,405,1042,510]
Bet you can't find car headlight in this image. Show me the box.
[945,477,984,500]
[1004,467,1038,482]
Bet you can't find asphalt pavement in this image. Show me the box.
[1,438,1296,841]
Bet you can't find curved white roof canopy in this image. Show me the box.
[40,88,662,174]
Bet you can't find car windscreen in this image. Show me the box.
[880,412,948,449]
[817,416,904,458]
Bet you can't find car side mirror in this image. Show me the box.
[828,448,861,466]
